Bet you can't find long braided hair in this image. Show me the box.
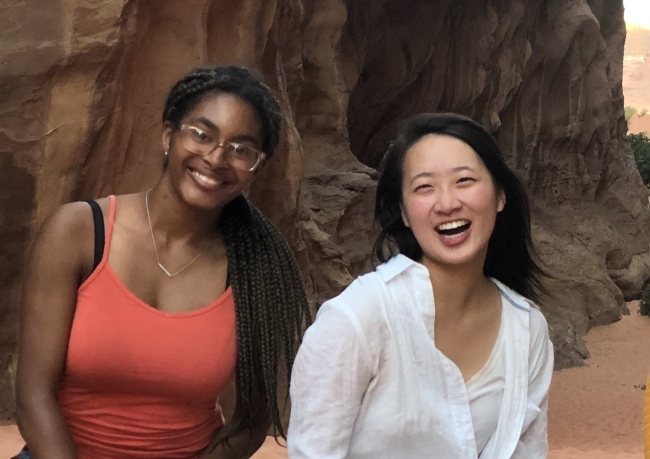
[162,66,311,441]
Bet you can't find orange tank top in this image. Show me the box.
[57,196,237,459]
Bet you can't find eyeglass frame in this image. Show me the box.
[178,124,267,172]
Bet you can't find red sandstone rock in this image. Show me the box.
[0,0,648,416]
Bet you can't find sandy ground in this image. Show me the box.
[545,301,648,459]
[1,302,648,458]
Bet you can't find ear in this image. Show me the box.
[400,205,410,227]
[162,122,173,154]
[497,188,506,213]
[251,158,267,177]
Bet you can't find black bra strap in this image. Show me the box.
[86,200,105,271]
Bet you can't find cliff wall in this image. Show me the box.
[0,0,647,416]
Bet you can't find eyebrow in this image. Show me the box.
[194,117,262,146]
[195,116,218,131]
[409,166,476,184]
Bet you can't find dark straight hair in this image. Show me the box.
[374,112,546,303]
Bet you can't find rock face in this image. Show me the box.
[0,0,648,415]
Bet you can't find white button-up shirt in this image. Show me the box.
[288,254,554,459]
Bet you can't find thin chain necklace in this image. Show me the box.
[145,189,209,278]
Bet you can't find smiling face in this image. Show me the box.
[162,92,264,211]
[400,134,505,270]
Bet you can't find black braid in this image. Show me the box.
[162,66,310,443]
[220,196,311,441]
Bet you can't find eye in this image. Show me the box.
[414,183,432,191]
[229,142,254,157]
[457,177,475,184]
[188,127,212,143]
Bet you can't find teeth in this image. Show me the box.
[436,220,469,231]
[192,170,218,186]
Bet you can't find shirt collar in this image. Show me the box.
[376,254,532,313]
[490,278,531,312]
[376,253,426,282]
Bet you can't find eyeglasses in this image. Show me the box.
[179,124,266,172]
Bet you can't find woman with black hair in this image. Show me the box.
[288,113,554,459]
[15,66,311,459]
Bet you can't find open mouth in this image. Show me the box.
[435,220,471,237]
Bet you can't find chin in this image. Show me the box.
[179,183,234,211]
[437,256,476,267]
[426,245,487,268]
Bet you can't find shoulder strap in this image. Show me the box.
[86,200,105,271]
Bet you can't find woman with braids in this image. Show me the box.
[288,113,554,459]
[15,65,310,459]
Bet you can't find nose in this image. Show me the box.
[434,186,461,214]
[203,142,229,167]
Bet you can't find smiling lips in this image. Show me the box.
[435,219,471,238]
[189,167,222,189]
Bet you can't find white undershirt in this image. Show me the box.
[465,306,506,455]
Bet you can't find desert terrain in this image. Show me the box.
[0,4,648,459]
[625,26,650,134]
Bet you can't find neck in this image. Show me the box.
[146,176,221,245]
[421,254,493,318]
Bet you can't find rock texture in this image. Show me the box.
[1,0,648,415]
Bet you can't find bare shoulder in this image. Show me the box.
[37,201,94,245]
[21,201,97,292]
[39,194,129,259]
[93,195,112,215]
[38,194,127,247]
[104,192,145,227]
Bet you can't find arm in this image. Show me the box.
[512,309,555,458]
[286,301,376,459]
[199,392,271,459]
[200,414,271,459]
[15,203,94,459]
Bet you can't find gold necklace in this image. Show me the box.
[145,189,209,277]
